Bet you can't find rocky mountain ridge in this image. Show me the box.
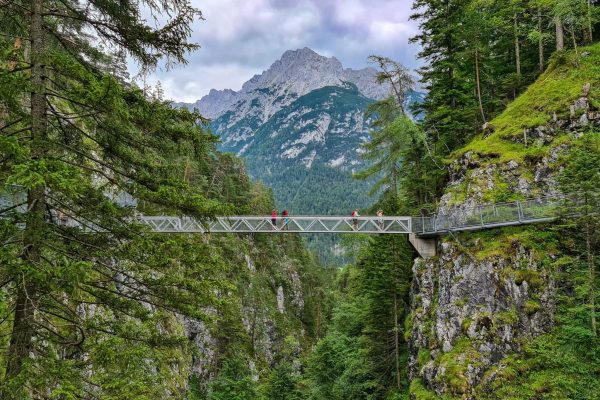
[177,47,422,176]
[180,47,390,120]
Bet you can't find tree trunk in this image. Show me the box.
[514,13,521,75]
[393,293,401,390]
[315,299,321,339]
[4,0,47,382]
[392,161,398,199]
[555,16,565,51]
[538,9,545,72]
[586,221,597,337]
[587,0,593,43]
[571,29,579,60]
[475,47,486,123]
[445,1,455,109]
[387,73,406,116]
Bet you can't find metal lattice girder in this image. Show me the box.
[136,194,570,236]
[136,216,414,234]
[2,192,589,237]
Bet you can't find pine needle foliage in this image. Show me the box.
[0,0,246,397]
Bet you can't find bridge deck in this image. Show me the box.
[138,216,413,234]
[138,197,563,235]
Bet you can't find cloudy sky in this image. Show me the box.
[132,0,421,103]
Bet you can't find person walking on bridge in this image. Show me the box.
[271,209,277,229]
[377,209,384,230]
[282,210,289,230]
[351,209,360,230]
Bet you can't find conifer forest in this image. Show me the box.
[0,0,599,399]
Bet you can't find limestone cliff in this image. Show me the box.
[184,234,324,394]
[408,47,599,399]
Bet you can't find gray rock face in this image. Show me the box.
[183,47,390,120]
[192,88,238,120]
[184,245,309,387]
[408,91,597,397]
[184,315,218,382]
[408,242,555,397]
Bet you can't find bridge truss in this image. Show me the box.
[138,216,413,234]
[137,196,565,236]
[0,191,580,257]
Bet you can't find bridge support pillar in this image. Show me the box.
[408,234,437,258]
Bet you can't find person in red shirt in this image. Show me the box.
[351,209,360,230]
[271,209,277,229]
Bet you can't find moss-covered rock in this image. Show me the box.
[408,44,600,399]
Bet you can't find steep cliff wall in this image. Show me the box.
[408,46,599,399]
[185,233,329,396]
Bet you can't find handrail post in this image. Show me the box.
[517,201,523,222]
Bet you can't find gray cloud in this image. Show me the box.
[132,0,420,102]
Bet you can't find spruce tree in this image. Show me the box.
[0,1,235,397]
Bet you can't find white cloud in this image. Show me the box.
[129,0,421,102]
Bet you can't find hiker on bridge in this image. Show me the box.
[377,209,384,230]
[351,209,360,230]
[271,209,277,229]
[282,210,289,230]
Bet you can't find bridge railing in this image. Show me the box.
[412,196,564,234]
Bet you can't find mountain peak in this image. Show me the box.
[241,47,344,94]
[281,47,318,58]
[278,47,341,65]
[183,48,391,119]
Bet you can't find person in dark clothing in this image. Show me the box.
[351,209,360,230]
[377,209,384,230]
[282,210,289,230]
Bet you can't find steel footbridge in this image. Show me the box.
[137,196,562,236]
[136,196,564,257]
[0,191,573,257]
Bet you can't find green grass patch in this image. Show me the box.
[514,269,544,290]
[434,337,484,395]
[409,379,448,400]
[457,227,558,262]
[495,309,519,326]
[416,348,432,369]
[447,43,599,197]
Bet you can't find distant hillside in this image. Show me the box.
[179,48,423,213]
[178,48,423,264]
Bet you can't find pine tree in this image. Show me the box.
[354,116,424,198]
[0,1,239,397]
[559,133,600,337]
[410,0,478,152]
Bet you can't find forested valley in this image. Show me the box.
[1,0,600,399]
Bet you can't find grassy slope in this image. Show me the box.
[458,44,599,165]
[442,44,600,205]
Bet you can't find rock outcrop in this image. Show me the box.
[182,47,390,120]
[408,84,598,398]
[184,235,312,391]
